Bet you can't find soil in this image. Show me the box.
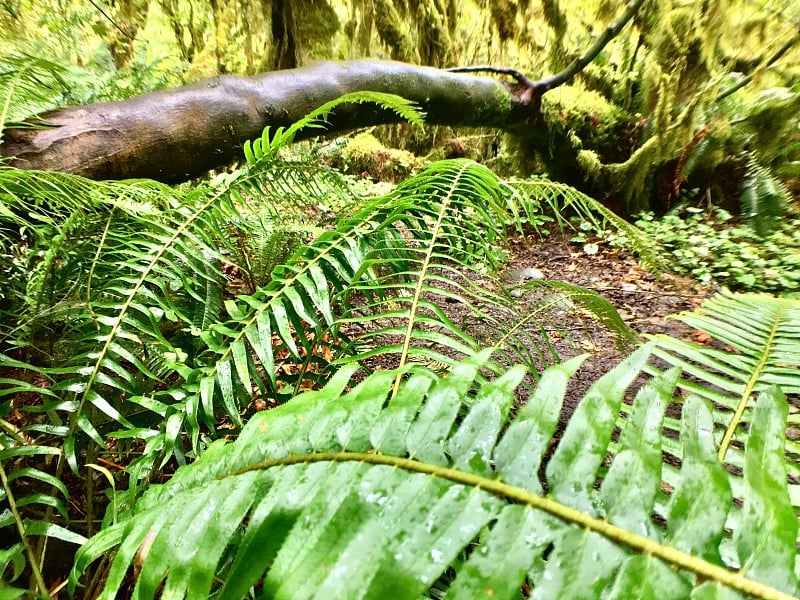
[500,230,714,429]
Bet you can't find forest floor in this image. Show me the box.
[501,229,715,427]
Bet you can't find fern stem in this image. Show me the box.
[393,162,470,395]
[717,304,785,461]
[85,205,116,320]
[0,459,48,596]
[0,417,28,445]
[232,452,797,600]
[85,434,96,537]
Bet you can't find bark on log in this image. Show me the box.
[1,60,540,183]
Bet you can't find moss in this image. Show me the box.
[605,136,661,214]
[341,133,421,183]
[577,149,602,178]
[648,5,715,105]
[293,1,340,62]
[373,0,417,62]
[542,85,622,128]
[494,84,513,113]
[488,0,516,42]
[541,85,631,163]
[417,0,453,66]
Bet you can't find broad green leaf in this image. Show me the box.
[494,354,587,493]
[666,396,730,562]
[547,345,651,513]
[734,387,798,595]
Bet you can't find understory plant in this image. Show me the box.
[2,78,799,598]
[1,86,641,595]
[633,207,800,291]
[69,291,800,599]
[573,205,800,292]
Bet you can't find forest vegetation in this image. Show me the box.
[0,0,799,598]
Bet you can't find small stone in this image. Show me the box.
[620,282,637,292]
[509,288,524,298]
[503,267,546,282]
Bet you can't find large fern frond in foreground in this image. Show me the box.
[71,343,798,599]
[645,291,800,543]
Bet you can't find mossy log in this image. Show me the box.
[1,60,540,183]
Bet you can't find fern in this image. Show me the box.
[0,54,72,139]
[184,155,629,464]
[70,340,799,599]
[645,290,800,545]
[740,155,791,237]
[243,91,425,165]
[0,92,427,471]
[507,176,663,270]
[0,92,643,590]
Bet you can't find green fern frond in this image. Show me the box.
[0,54,71,137]
[339,160,506,370]
[645,290,800,556]
[1,98,633,486]
[1,148,354,481]
[648,290,800,457]
[226,161,357,221]
[71,345,799,599]
[186,158,633,454]
[0,408,87,596]
[328,159,600,387]
[0,167,233,482]
[0,99,396,487]
[0,168,178,348]
[740,155,791,237]
[505,279,637,349]
[243,91,425,164]
[1,95,640,588]
[507,176,662,270]
[0,542,27,595]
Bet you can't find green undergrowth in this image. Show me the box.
[573,206,800,292]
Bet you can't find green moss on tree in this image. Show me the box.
[341,133,421,182]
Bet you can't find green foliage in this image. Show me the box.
[243,91,425,167]
[0,92,634,593]
[740,155,792,237]
[717,86,800,170]
[0,54,72,136]
[3,2,800,593]
[647,290,800,466]
[510,175,662,270]
[69,306,800,598]
[685,85,800,228]
[0,53,179,132]
[631,207,800,291]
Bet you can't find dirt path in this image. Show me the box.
[503,231,714,428]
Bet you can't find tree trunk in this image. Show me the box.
[1,60,540,183]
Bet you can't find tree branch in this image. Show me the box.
[0,0,647,183]
[1,60,537,182]
[446,66,538,89]
[532,0,645,93]
[716,30,799,102]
